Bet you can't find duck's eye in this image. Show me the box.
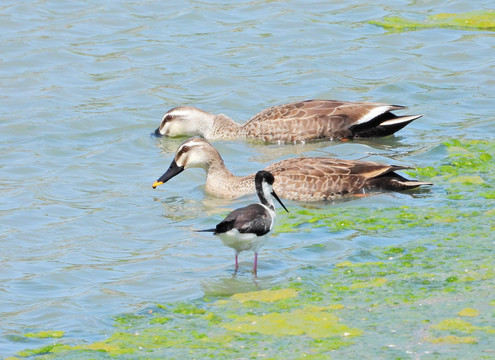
[177,145,190,158]
[163,114,172,122]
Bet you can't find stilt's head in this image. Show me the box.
[255,170,289,213]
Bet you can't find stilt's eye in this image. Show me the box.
[182,146,189,152]
[163,115,173,122]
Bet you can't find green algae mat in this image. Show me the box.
[9,139,495,359]
[370,10,495,32]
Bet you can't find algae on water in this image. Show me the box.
[23,331,65,339]
[370,10,495,32]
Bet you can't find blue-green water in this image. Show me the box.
[1,0,494,357]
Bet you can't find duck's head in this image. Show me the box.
[154,106,214,137]
[152,137,219,189]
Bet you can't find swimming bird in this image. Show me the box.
[197,170,289,275]
[154,99,422,143]
[152,137,432,202]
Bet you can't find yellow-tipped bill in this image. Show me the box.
[152,181,164,189]
[152,159,186,190]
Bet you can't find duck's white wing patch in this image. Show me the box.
[380,114,423,126]
[356,105,392,125]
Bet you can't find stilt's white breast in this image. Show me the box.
[218,230,269,254]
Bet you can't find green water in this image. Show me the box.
[11,139,495,359]
[1,1,494,358]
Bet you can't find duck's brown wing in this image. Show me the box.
[264,157,430,201]
[241,100,421,142]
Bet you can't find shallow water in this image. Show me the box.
[1,0,494,357]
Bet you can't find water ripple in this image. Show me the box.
[1,0,495,356]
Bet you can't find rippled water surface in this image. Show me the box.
[1,0,494,357]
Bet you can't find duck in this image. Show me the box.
[197,170,289,275]
[154,99,422,143]
[152,137,432,202]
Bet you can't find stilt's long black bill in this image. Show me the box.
[152,159,185,189]
[271,190,289,213]
[153,128,162,137]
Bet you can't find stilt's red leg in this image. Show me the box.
[253,252,258,276]
[235,253,239,273]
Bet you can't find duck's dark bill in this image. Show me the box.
[153,128,163,137]
[272,190,289,213]
[152,159,184,189]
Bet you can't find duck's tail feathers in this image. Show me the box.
[352,114,423,138]
[367,172,433,191]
